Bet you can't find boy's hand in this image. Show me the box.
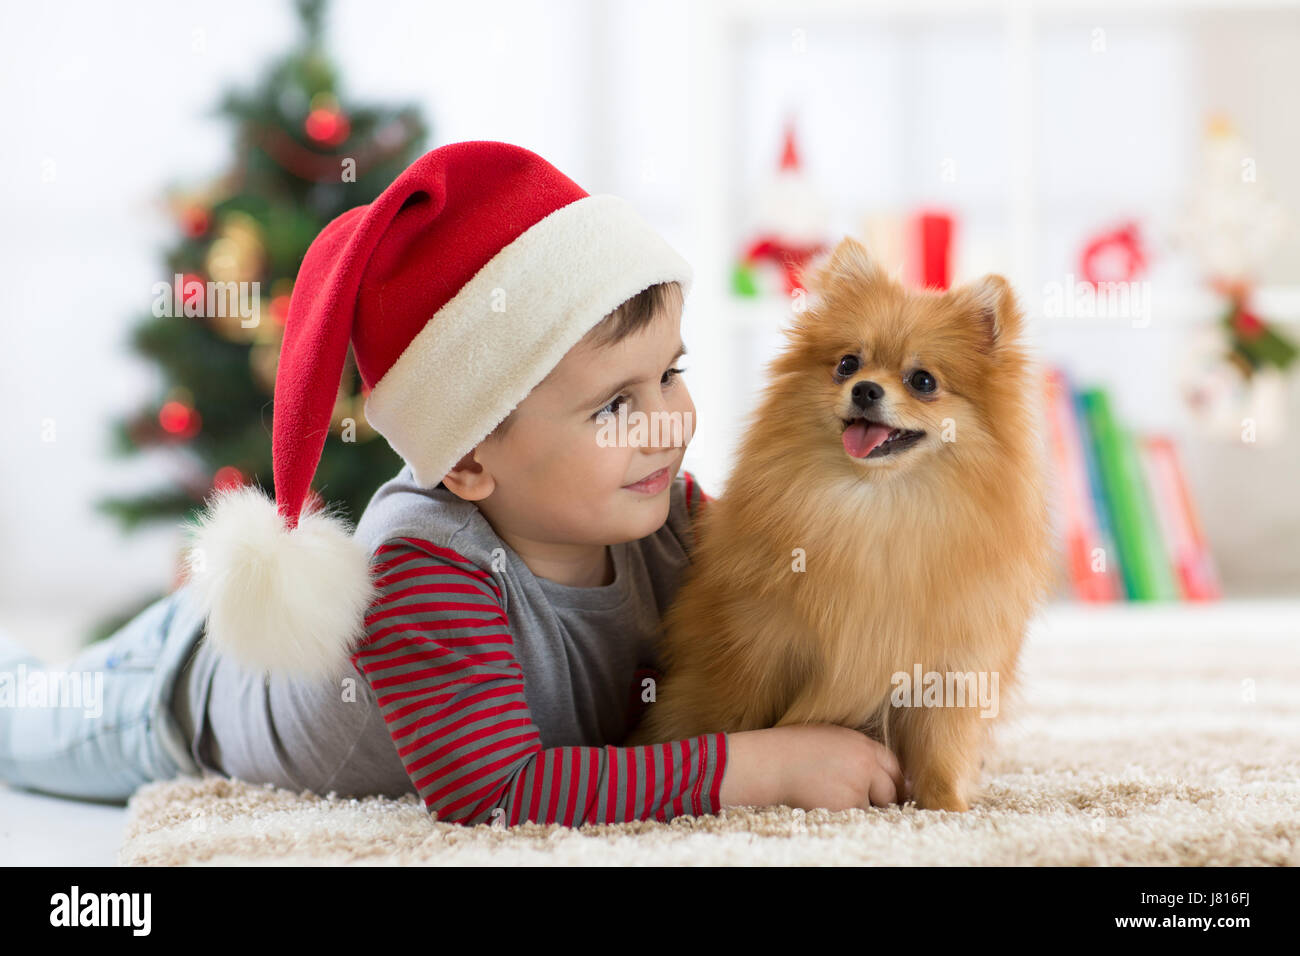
[720,723,907,812]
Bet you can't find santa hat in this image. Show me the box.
[182,141,693,680]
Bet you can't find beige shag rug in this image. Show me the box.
[120,611,1300,865]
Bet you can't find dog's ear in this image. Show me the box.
[825,235,884,282]
[800,235,891,299]
[956,273,1022,347]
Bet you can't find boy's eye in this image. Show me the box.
[597,395,628,419]
[592,367,687,421]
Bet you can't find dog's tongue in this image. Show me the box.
[842,420,893,458]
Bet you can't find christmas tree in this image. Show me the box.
[94,0,429,639]
[1175,115,1297,379]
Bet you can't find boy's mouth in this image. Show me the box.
[840,417,925,459]
[623,465,672,492]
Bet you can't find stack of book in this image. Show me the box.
[1043,367,1221,602]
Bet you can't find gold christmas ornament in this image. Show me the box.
[249,341,280,393]
[206,213,265,282]
[250,304,284,345]
[205,211,268,342]
[210,304,261,343]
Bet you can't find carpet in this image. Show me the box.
[118,614,1300,865]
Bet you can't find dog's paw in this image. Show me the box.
[912,781,971,812]
[924,793,970,813]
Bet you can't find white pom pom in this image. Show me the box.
[181,484,377,680]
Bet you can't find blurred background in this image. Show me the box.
[2,0,1297,658]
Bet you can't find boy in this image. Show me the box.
[0,142,904,826]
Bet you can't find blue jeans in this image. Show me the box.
[0,585,207,804]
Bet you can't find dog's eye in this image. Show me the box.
[908,369,937,393]
[835,355,860,378]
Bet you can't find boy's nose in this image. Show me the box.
[639,406,693,449]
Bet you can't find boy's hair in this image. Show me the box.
[580,279,683,352]
[434,281,682,489]
[486,280,682,443]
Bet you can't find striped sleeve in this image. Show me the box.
[352,536,729,827]
[668,468,712,557]
[681,468,710,518]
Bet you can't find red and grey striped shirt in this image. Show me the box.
[347,466,725,827]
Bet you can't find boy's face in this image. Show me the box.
[444,298,694,550]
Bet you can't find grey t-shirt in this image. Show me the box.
[170,465,703,799]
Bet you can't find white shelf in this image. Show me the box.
[723,284,1300,329]
[710,0,1300,20]
[1032,597,1300,640]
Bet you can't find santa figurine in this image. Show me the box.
[732,119,830,299]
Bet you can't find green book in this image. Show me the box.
[1116,425,1181,600]
[1079,388,1176,600]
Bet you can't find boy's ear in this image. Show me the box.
[441,447,495,502]
[956,273,1022,347]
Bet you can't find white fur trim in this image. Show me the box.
[363,194,693,488]
[182,484,376,679]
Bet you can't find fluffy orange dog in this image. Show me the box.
[624,236,1054,812]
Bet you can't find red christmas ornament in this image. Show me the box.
[180,205,211,238]
[180,272,205,312]
[305,106,350,147]
[159,400,201,439]
[1080,222,1147,287]
[269,294,293,325]
[1233,306,1265,341]
[212,466,246,492]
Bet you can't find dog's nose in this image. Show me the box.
[851,380,884,410]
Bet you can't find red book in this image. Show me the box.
[912,212,953,290]
[1044,367,1121,601]
[1139,437,1221,602]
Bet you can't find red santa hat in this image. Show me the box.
[183,141,693,679]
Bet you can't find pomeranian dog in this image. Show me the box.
[624,236,1055,812]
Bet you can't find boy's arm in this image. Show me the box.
[353,536,729,827]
